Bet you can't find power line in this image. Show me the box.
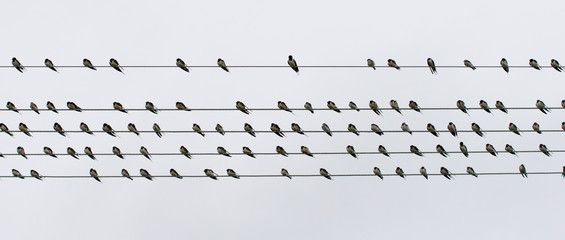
[0,65,559,69]
[0,107,562,112]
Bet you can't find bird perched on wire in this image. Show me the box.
[90,168,101,182]
[153,123,162,138]
[217,146,231,157]
[102,123,116,137]
[321,123,332,136]
[486,144,497,156]
[448,122,457,137]
[378,145,390,157]
[113,146,124,159]
[17,146,27,159]
[460,142,469,157]
[44,147,57,158]
[46,101,58,113]
[500,58,509,73]
[346,145,357,158]
[479,100,491,113]
[467,167,478,177]
[427,58,437,74]
[67,147,79,159]
[140,169,152,181]
[371,124,383,136]
[276,146,288,157]
[84,146,96,160]
[113,102,127,113]
[215,124,225,135]
[271,123,285,137]
[242,146,255,158]
[508,123,520,135]
[456,100,468,114]
[145,101,158,114]
[420,167,428,179]
[396,167,405,179]
[6,102,18,113]
[67,102,82,112]
[532,122,541,134]
[304,102,314,113]
[536,100,550,114]
[369,100,381,115]
[176,58,189,72]
[327,101,340,113]
[551,59,563,72]
[410,145,423,156]
[12,169,24,179]
[30,102,39,114]
[349,101,360,111]
[204,169,218,180]
[12,57,24,72]
[83,59,96,70]
[401,122,412,135]
[176,102,190,111]
[427,123,438,137]
[301,146,313,157]
[18,123,31,136]
[367,59,375,70]
[388,59,400,70]
[539,144,551,156]
[180,146,192,159]
[495,100,508,113]
[236,101,250,114]
[505,144,517,156]
[140,146,151,160]
[227,169,240,179]
[170,169,183,179]
[287,55,299,73]
[471,123,484,137]
[53,122,66,136]
[348,124,359,136]
[519,164,527,178]
[277,101,292,113]
[281,168,292,179]
[110,58,124,73]
[373,167,383,179]
[390,100,402,114]
[464,60,476,70]
[44,59,57,72]
[291,123,306,135]
[320,168,331,180]
[436,144,448,157]
[127,123,139,136]
[30,170,42,180]
[193,123,205,137]
[217,58,229,72]
[440,167,452,179]
[0,123,12,136]
[409,100,421,112]
[529,59,541,70]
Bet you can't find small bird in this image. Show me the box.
[67,147,79,159]
[193,123,205,137]
[427,123,439,137]
[401,122,412,135]
[113,102,127,113]
[242,146,255,158]
[243,123,256,137]
[460,142,469,157]
[180,146,192,159]
[140,169,152,181]
[410,145,423,156]
[551,59,563,72]
[369,100,381,115]
[140,146,151,160]
[562,100,565,109]
[18,123,31,136]
[44,59,57,72]
[320,168,331,180]
[215,124,225,135]
[0,123,12,136]
[471,123,484,137]
[301,146,313,157]
[153,123,162,138]
[448,122,457,137]
[349,101,360,111]
[145,101,158,114]
[536,100,550,114]
[12,57,24,72]
[83,59,96,70]
[327,101,340,113]
[170,169,183,179]
[67,102,82,112]
[371,124,384,135]
[90,168,101,182]
[127,123,139,136]
[388,59,400,70]
[46,101,58,113]
[346,145,357,158]
[287,55,299,73]
[6,102,18,113]
[519,164,527,178]
[217,146,231,157]
[539,144,551,156]
[112,146,124,159]
[176,58,189,72]
[110,58,124,73]
[373,167,383,179]
[322,123,332,136]
[456,100,468,114]
[505,144,517,156]
[44,147,57,158]
[532,122,541,134]
[276,146,288,157]
[12,169,24,179]
[175,102,190,111]
[227,169,240,179]
[420,166,428,179]
[271,123,285,137]
[30,102,39,114]
[500,58,509,73]
[436,144,448,157]
[84,146,96,160]
[479,100,491,113]
[396,167,405,179]
[467,167,478,178]
[30,170,42,180]
[17,146,27,159]
[217,58,229,72]
[563,167,565,178]
[508,123,520,135]
[278,101,292,113]
[427,58,437,74]
[348,124,359,136]
[281,168,292,179]
[495,101,508,113]
[367,59,375,70]
[409,100,421,112]
[122,169,133,180]
[304,102,314,113]
[529,59,541,70]
[204,169,218,180]
[291,123,305,135]
[53,122,66,136]
[562,122,565,131]
[486,144,497,156]
[102,123,116,137]
[236,101,250,114]
[390,100,402,114]
[440,167,452,179]
[378,145,390,157]
[464,60,476,70]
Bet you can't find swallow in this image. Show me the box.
[90,168,101,182]
[46,101,58,113]
[278,101,292,113]
[242,123,256,137]
[217,58,229,72]
[529,59,541,70]
[409,100,421,112]
[180,146,192,159]
[304,102,314,113]
[401,122,412,135]
[110,58,124,73]
[227,169,240,179]
[532,122,541,134]
[215,124,225,135]
[287,55,299,73]
[460,142,469,157]
[243,146,255,158]
[217,146,231,157]
[427,123,438,137]
[378,145,390,157]
[321,123,332,136]
[291,123,305,135]
[17,146,27,159]
[562,100,565,109]
[464,59,476,70]
[427,58,437,74]
[456,100,468,114]
[140,146,151,160]
[373,167,383,179]
[204,169,218,180]
[301,146,313,157]
[276,146,288,157]
[12,169,24,179]
[176,58,189,72]
[448,122,457,137]
[396,167,405,179]
[0,123,12,136]
[479,100,491,113]
[30,102,39,114]
[102,123,116,137]
[471,123,484,137]
[519,164,527,178]
[12,57,24,72]
[466,167,478,177]
[271,123,285,137]
[175,102,190,111]
[346,145,357,158]
[486,144,497,156]
[369,100,381,115]
[367,59,375,70]
[436,144,448,157]
[18,123,31,136]
[440,167,452,179]
[562,122,565,131]
[390,100,402,114]
[6,102,18,113]
[346,124,359,136]
[371,124,383,135]
[505,144,517,156]
[327,101,340,113]
[140,169,152,181]
[410,145,423,156]
[420,166,428,179]
[113,102,127,113]
[153,123,162,138]
[563,167,565,178]
[320,168,331,180]
[495,100,508,113]
[145,101,158,114]
[53,122,65,136]
[536,100,550,114]
[43,147,56,158]
[170,169,182,179]
[349,101,360,111]
[281,168,292,179]
[67,147,79,159]
[122,169,133,180]
[112,146,124,159]
[388,59,400,70]
[508,123,520,135]
[84,146,96,160]
[551,59,563,72]
[30,170,42,180]
[500,58,509,73]
[193,123,205,137]
[44,59,57,72]
[127,123,139,136]
[539,144,551,156]
[236,101,250,114]
[83,59,96,70]
[67,102,82,112]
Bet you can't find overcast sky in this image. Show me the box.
[0,0,564,239]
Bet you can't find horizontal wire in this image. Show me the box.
[0,107,561,112]
[0,65,557,69]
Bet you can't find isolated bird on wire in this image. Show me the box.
[409,100,421,112]
[464,60,476,70]
[562,100,565,109]
[500,58,509,73]
[271,123,285,137]
[401,122,412,135]
[508,123,520,135]
[346,145,357,158]
[227,169,240,179]
[67,147,79,159]
[327,101,340,113]
[113,102,127,113]
[30,102,39,114]
[217,146,231,157]
[217,58,229,72]
[17,146,27,159]
[236,101,250,114]
[204,169,218,180]
[410,145,423,156]
[145,101,158,114]
[348,124,359,136]
[321,123,332,136]
[44,147,57,158]
[427,58,437,74]
[242,146,255,158]
[456,100,468,114]
[388,59,400,70]
[140,146,151,160]
[12,169,24,179]
[460,142,469,157]
[6,102,18,113]
[562,122,565,132]
[373,167,383,179]
[551,59,563,72]
[103,123,117,137]
[90,168,101,182]
[371,124,383,135]
[67,102,82,112]
[53,122,66,136]
[291,123,306,135]
[153,123,162,138]
[113,146,124,159]
[536,100,550,114]
[427,123,439,137]
[287,55,299,73]
[215,124,225,135]
[301,146,314,157]
[448,122,457,137]
[532,122,541,134]
[84,146,96,160]
[180,146,192,159]
[127,123,139,136]
[0,123,12,136]
[349,101,360,111]
[193,123,205,137]
[471,123,484,137]
[486,144,497,156]
[276,146,288,157]
[378,145,390,157]
[390,100,402,114]
[529,59,541,70]
[479,100,491,113]
[19,123,31,136]
[369,100,381,115]
[30,170,42,180]
[367,59,375,70]
[440,167,452,179]
[304,102,314,113]
[12,57,24,72]
[170,169,182,179]
[281,168,292,179]
[176,58,189,72]
[436,144,448,157]
[176,102,190,111]
[320,168,331,180]
[46,101,58,113]
[495,100,508,113]
[83,59,96,70]
[244,123,256,137]
[44,59,57,72]
[278,101,292,113]
[467,167,478,177]
[519,164,527,178]
[505,144,517,156]
[539,144,551,156]
[110,58,124,73]
[140,169,153,181]
[420,167,428,180]
[396,167,405,179]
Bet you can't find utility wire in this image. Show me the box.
[0,107,562,112]
[0,65,557,69]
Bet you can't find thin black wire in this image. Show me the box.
[0,107,561,112]
[5,129,564,134]
[0,65,555,68]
